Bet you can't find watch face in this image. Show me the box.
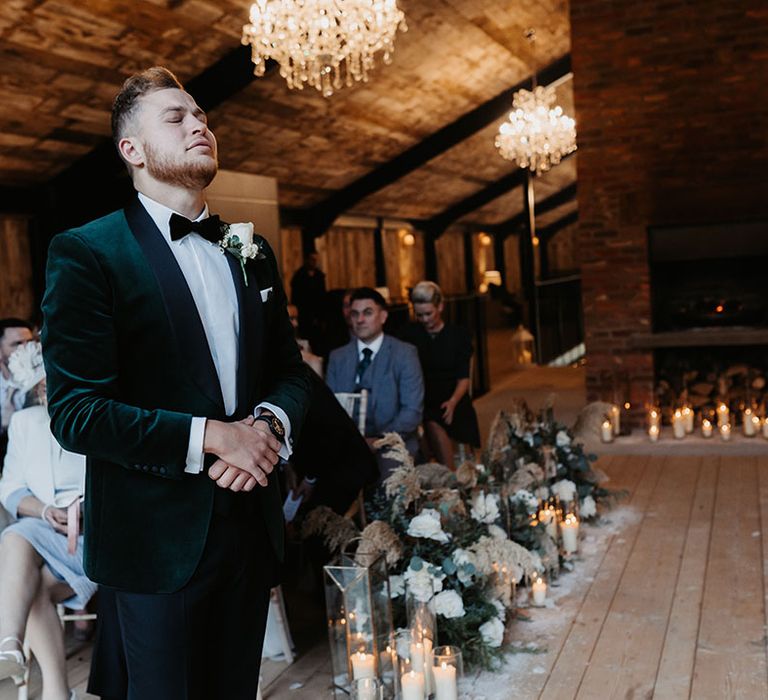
[270,416,285,438]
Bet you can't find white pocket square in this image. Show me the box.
[260,287,273,302]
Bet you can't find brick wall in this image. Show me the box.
[569,0,768,420]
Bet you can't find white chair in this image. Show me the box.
[333,389,368,435]
[334,390,369,527]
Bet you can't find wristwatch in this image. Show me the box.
[255,414,285,441]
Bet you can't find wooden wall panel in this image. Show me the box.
[436,230,465,295]
[317,227,376,291]
[280,226,304,290]
[549,222,578,274]
[383,228,425,302]
[0,216,34,320]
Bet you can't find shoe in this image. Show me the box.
[0,636,27,686]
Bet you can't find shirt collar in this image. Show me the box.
[357,333,384,358]
[137,192,209,244]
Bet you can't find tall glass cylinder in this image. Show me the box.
[324,544,396,698]
[405,585,436,697]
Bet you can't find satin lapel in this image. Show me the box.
[124,198,224,412]
[224,252,262,417]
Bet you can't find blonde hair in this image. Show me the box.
[410,281,443,306]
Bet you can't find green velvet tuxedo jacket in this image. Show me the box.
[41,197,311,593]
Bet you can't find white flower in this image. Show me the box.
[580,495,597,519]
[471,492,500,524]
[556,430,572,447]
[240,242,260,260]
[433,590,465,619]
[488,524,508,540]
[388,575,405,598]
[404,564,444,603]
[535,485,550,500]
[8,341,45,393]
[452,548,475,585]
[511,489,539,515]
[551,479,577,503]
[228,222,254,246]
[479,616,505,648]
[522,432,534,446]
[407,508,451,543]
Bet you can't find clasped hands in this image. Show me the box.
[203,416,281,492]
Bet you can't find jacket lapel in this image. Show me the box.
[124,198,225,412]
[224,252,263,417]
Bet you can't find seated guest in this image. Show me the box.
[400,281,481,469]
[0,318,35,466]
[326,287,424,480]
[0,341,93,699]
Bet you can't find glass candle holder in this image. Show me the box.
[431,646,464,700]
[351,677,384,700]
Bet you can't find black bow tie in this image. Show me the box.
[169,213,222,243]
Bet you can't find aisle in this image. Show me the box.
[4,454,768,699]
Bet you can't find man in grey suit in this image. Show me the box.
[326,288,423,479]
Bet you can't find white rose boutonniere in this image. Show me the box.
[219,222,265,285]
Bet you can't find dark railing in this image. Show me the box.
[534,275,583,364]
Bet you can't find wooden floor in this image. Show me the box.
[4,453,768,699]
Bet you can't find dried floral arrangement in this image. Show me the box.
[302,402,619,670]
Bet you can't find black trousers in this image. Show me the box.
[88,500,276,700]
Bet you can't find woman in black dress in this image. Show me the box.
[402,281,481,468]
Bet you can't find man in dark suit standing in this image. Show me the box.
[41,67,310,700]
[326,288,423,482]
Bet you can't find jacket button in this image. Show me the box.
[142,465,149,471]
[151,466,159,473]
[159,467,167,475]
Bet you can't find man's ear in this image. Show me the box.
[118,136,145,169]
[381,308,389,324]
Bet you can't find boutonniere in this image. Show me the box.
[218,222,266,286]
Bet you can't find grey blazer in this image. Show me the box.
[326,335,424,446]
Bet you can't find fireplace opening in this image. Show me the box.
[649,221,768,333]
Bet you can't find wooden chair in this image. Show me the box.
[333,390,369,527]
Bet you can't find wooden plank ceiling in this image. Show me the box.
[0,0,575,227]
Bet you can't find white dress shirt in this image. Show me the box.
[137,193,291,472]
[356,333,385,368]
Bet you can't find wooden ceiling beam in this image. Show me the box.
[300,53,572,238]
[420,169,526,239]
[539,209,579,242]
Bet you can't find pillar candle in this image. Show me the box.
[720,423,731,441]
[682,406,694,433]
[648,424,659,442]
[560,514,579,554]
[701,419,713,438]
[401,670,425,700]
[672,410,685,439]
[744,409,757,437]
[433,662,458,700]
[610,404,620,435]
[351,652,376,681]
[717,403,729,427]
[648,408,661,429]
[531,576,547,606]
[601,420,614,443]
[354,678,379,700]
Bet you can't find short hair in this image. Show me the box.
[350,287,388,310]
[410,281,443,306]
[0,318,33,341]
[111,67,183,149]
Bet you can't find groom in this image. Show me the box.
[41,67,311,699]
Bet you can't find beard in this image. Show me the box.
[143,140,218,190]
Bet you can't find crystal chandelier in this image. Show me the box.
[495,84,577,174]
[242,0,407,98]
